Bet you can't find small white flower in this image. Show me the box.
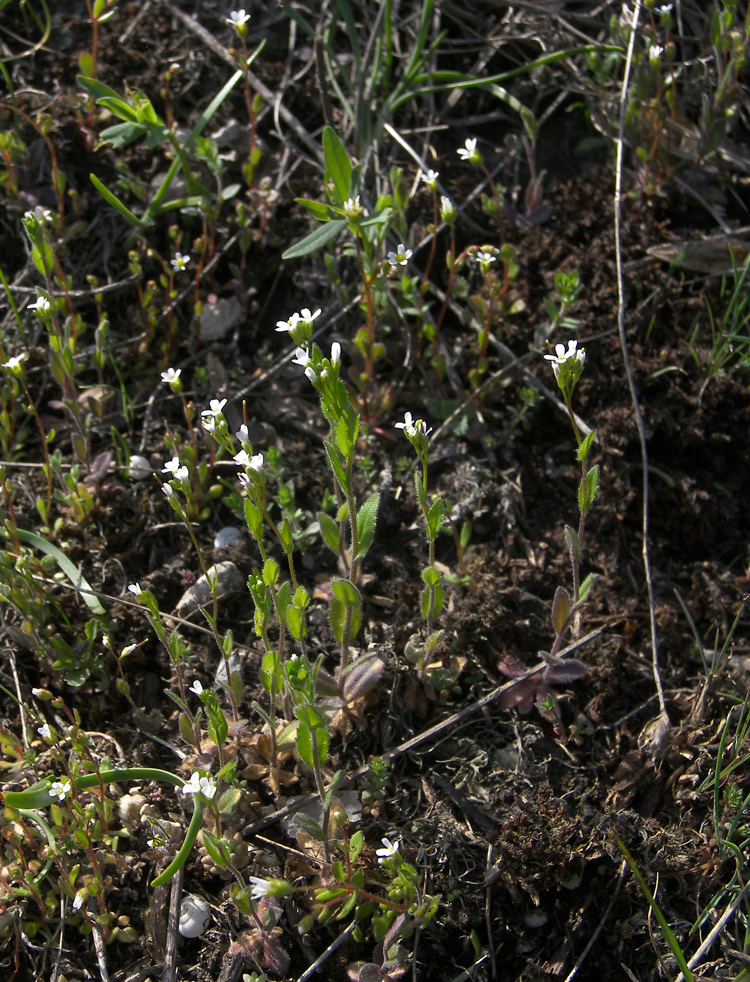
[343,195,364,219]
[387,243,413,266]
[25,205,53,223]
[201,398,227,418]
[235,424,251,446]
[330,342,341,366]
[248,876,272,900]
[420,169,439,190]
[202,416,217,435]
[276,312,300,334]
[120,643,138,656]
[49,778,72,801]
[225,9,250,27]
[3,355,24,371]
[32,687,44,696]
[37,723,53,740]
[475,250,497,266]
[248,453,264,473]
[657,4,672,13]
[298,307,321,328]
[28,294,51,313]
[128,582,143,597]
[376,837,400,863]
[304,366,318,384]
[189,680,204,696]
[544,339,586,377]
[395,411,432,439]
[72,891,85,911]
[171,252,190,272]
[160,367,181,385]
[234,449,252,468]
[181,771,216,800]
[162,458,188,484]
[292,346,311,368]
[457,137,480,163]
[649,44,664,63]
[161,484,176,499]
[395,411,417,437]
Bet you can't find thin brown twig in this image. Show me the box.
[163,865,184,982]
[613,0,669,741]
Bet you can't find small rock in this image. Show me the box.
[173,561,244,620]
[199,296,243,342]
[128,455,152,481]
[214,526,242,549]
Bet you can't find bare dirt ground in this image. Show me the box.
[1,2,749,980]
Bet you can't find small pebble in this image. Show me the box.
[128,455,152,481]
[523,910,548,929]
[214,526,242,549]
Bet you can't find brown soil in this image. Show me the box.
[1,2,749,981]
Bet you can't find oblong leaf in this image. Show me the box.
[323,126,352,204]
[282,219,347,260]
[355,493,380,561]
[90,173,142,227]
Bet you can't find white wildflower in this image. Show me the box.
[387,243,412,266]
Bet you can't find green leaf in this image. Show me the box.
[294,704,325,729]
[202,829,230,868]
[261,650,283,695]
[325,439,351,495]
[329,578,362,645]
[145,125,170,150]
[336,405,359,457]
[4,527,106,616]
[279,518,293,555]
[318,511,342,555]
[349,830,364,861]
[282,219,347,260]
[331,578,361,608]
[578,573,599,604]
[314,726,329,765]
[355,493,380,561]
[427,496,445,538]
[337,891,357,919]
[99,122,149,149]
[563,525,581,564]
[323,128,353,205]
[617,837,694,981]
[296,198,333,221]
[89,173,142,227]
[244,499,263,539]
[577,430,596,464]
[295,811,326,841]
[77,75,127,105]
[296,721,315,769]
[287,604,303,641]
[95,95,140,123]
[263,558,279,587]
[323,770,346,811]
[421,565,442,587]
[584,464,600,511]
